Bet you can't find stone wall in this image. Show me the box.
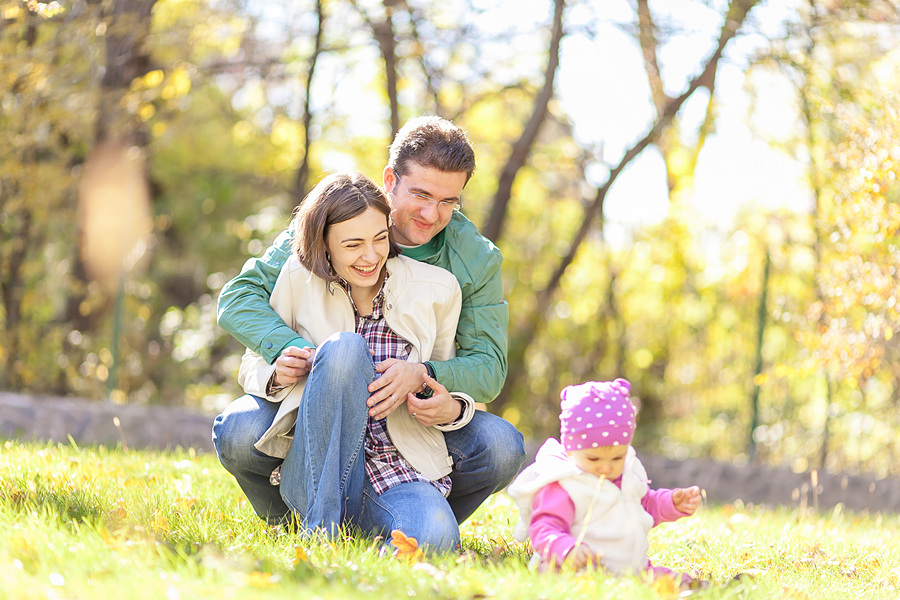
[3,392,899,514]
[640,453,900,515]
[0,392,216,454]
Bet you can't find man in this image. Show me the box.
[212,116,525,530]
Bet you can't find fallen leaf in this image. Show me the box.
[246,571,279,588]
[390,529,424,564]
[152,511,170,534]
[174,497,196,509]
[650,574,681,598]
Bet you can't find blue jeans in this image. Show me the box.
[359,479,460,552]
[277,332,369,534]
[213,332,526,550]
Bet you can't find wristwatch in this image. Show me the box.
[415,363,435,399]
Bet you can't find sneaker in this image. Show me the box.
[270,465,282,486]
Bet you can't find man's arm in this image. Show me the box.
[429,251,508,403]
[217,228,311,364]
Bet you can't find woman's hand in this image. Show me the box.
[272,346,316,387]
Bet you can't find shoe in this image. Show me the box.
[269,465,282,486]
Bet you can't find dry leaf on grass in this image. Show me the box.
[649,574,682,598]
[390,529,424,564]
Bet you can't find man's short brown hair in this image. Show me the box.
[388,116,476,183]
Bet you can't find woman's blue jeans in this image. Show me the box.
[212,332,526,552]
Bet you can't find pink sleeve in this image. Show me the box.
[529,482,577,563]
[641,487,691,527]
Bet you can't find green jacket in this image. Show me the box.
[217,211,509,403]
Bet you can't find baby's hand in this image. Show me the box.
[672,485,701,515]
[566,544,600,570]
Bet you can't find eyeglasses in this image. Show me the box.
[391,169,462,212]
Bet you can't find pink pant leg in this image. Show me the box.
[646,563,694,585]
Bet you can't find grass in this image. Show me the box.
[1,439,899,599]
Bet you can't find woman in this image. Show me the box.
[233,172,474,552]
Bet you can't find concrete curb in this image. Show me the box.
[640,453,900,515]
[0,392,215,454]
[3,392,899,514]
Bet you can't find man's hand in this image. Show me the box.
[406,375,462,427]
[272,346,316,387]
[367,359,428,420]
[672,485,702,515]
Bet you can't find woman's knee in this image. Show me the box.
[304,333,374,411]
[317,332,370,366]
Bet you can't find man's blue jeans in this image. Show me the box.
[212,332,526,552]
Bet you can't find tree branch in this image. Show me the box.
[482,0,566,243]
[494,0,760,409]
[292,0,326,203]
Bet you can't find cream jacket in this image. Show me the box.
[238,254,475,481]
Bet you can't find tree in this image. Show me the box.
[4,0,900,478]
[1,1,100,390]
[494,0,761,412]
[747,0,900,471]
[292,0,326,202]
[353,0,401,137]
[482,0,565,243]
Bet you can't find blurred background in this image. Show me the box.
[1,0,898,476]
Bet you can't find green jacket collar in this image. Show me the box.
[398,226,446,261]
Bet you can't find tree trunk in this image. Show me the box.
[360,0,402,138]
[80,0,158,400]
[483,0,565,243]
[0,13,39,387]
[292,0,326,204]
[96,0,158,146]
[748,248,771,462]
[636,0,668,111]
[637,0,718,196]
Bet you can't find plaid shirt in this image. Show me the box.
[343,278,452,498]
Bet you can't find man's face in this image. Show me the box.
[383,163,467,247]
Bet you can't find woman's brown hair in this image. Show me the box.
[291,172,400,281]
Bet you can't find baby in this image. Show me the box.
[508,378,702,584]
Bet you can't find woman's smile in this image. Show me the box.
[325,207,392,311]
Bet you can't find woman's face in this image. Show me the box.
[325,207,391,291]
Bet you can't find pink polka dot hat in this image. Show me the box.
[559,378,636,451]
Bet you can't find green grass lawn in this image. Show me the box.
[2,439,899,599]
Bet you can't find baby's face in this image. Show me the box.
[567,444,629,480]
